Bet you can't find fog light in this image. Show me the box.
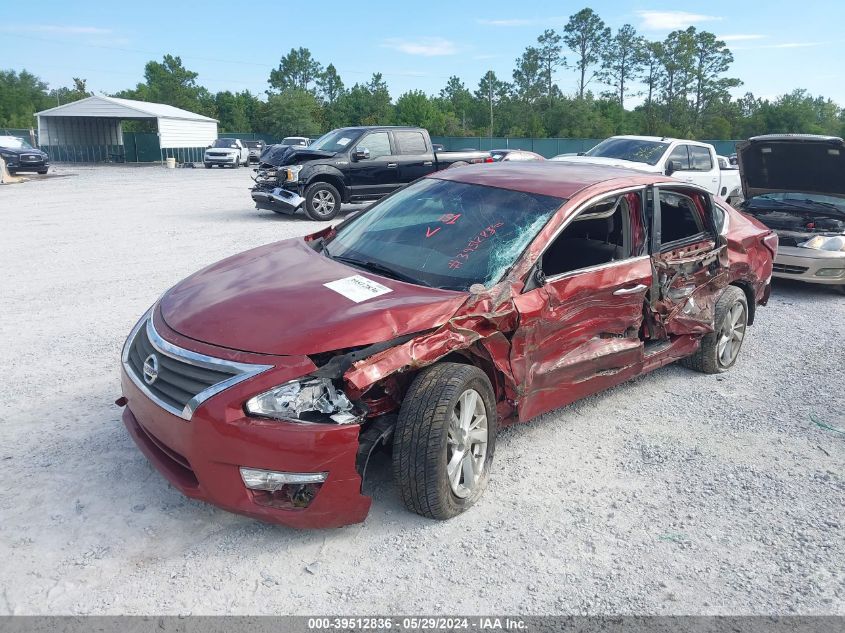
[815,268,845,278]
[240,467,327,491]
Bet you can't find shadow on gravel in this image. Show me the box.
[770,277,844,299]
[201,205,368,224]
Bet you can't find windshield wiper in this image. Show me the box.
[333,255,429,287]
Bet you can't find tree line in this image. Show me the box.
[2,7,844,141]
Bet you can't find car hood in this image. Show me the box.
[0,146,46,156]
[737,135,845,200]
[159,239,467,356]
[552,155,659,172]
[260,146,336,167]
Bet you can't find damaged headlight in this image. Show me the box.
[799,235,845,252]
[284,165,304,182]
[245,378,362,424]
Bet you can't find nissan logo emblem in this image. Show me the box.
[142,354,160,385]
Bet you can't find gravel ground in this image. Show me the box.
[0,165,843,616]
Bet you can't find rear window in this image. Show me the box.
[689,146,713,171]
[395,131,428,155]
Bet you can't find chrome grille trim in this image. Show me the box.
[122,314,272,421]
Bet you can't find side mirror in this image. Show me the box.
[523,264,546,292]
[666,160,684,176]
[353,148,370,161]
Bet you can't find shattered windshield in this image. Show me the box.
[328,178,564,291]
[585,138,669,165]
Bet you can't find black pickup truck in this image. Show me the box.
[250,126,492,220]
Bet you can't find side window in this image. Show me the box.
[395,131,427,155]
[357,132,392,159]
[659,191,708,246]
[542,192,644,277]
[689,146,713,171]
[667,145,690,170]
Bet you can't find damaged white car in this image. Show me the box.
[737,134,845,293]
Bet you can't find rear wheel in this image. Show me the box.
[304,182,341,221]
[393,363,497,520]
[681,286,748,374]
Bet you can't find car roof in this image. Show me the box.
[431,162,671,199]
[607,134,712,147]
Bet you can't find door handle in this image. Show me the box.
[423,161,433,166]
[613,284,647,296]
[387,163,398,168]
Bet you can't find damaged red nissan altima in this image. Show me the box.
[118,162,776,528]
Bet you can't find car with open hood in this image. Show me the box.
[736,134,845,292]
[119,162,775,528]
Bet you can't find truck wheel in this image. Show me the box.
[304,182,340,221]
[393,363,498,520]
[204,163,212,169]
[681,286,748,374]
[233,160,240,169]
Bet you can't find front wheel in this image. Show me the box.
[681,285,748,374]
[304,182,341,221]
[393,363,498,520]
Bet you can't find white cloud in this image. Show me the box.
[0,24,112,35]
[477,16,568,27]
[733,41,825,51]
[636,10,722,31]
[381,37,460,57]
[718,34,766,42]
[478,18,533,27]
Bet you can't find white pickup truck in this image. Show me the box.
[552,135,743,205]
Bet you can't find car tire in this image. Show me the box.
[38,169,48,175]
[681,285,748,374]
[393,363,498,520]
[233,160,240,169]
[304,182,341,221]
[204,163,212,169]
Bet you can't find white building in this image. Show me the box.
[35,95,218,163]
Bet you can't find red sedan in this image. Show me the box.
[119,162,776,528]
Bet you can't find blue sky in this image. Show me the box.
[2,1,843,105]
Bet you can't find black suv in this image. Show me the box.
[0,136,49,174]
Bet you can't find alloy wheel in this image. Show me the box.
[446,389,488,499]
[717,302,747,367]
[313,190,336,215]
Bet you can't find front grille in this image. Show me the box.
[123,317,272,420]
[21,154,40,162]
[773,263,809,275]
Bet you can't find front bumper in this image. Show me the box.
[204,154,239,165]
[251,186,305,214]
[5,156,49,172]
[772,244,845,286]
[120,316,371,529]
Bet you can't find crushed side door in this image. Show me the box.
[647,186,730,338]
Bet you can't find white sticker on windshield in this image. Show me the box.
[324,275,393,303]
[337,137,352,147]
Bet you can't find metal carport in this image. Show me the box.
[35,96,218,163]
